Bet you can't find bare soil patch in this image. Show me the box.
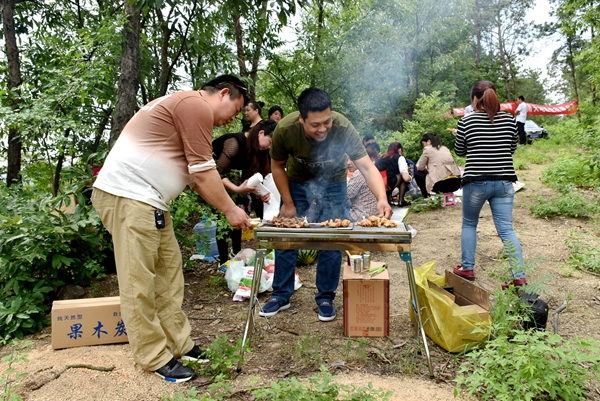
[3,162,600,401]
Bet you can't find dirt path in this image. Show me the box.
[2,160,600,401]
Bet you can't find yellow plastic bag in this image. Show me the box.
[409,261,491,353]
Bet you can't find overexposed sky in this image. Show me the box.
[524,0,562,102]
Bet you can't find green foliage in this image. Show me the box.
[207,276,227,291]
[402,91,457,161]
[0,186,112,343]
[454,331,600,401]
[455,244,600,400]
[540,154,600,191]
[565,231,600,274]
[407,195,444,213]
[163,369,392,401]
[1,340,33,401]
[342,338,369,363]
[530,190,600,219]
[294,333,323,369]
[185,335,249,379]
[252,368,393,401]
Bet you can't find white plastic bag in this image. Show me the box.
[225,261,246,292]
[263,263,302,292]
[262,173,281,221]
[232,267,271,301]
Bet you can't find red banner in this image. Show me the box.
[453,101,578,116]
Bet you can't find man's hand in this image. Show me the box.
[278,203,297,218]
[377,199,393,219]
[225,206,252,229]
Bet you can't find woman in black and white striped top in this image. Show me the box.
[452,81,527,288]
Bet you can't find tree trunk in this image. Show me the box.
[496,13,511,100]
[248,1,269,95]
[232,8,248,79]
[157,8,173,97]
[474,0,481,70]
[2,0,23,186]
[91,108,113,155]
[590,26,596,107]
[109,1,141,146]
[565,36,580,123]
[312,0,324,88]
[52,128,72,197]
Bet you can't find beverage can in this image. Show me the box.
[363,252,371,269]
[352,257,362,273]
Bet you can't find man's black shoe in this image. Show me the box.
[153,357,196,383]
[180,344,209,363]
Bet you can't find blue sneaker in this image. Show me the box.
[259,298,290,317]
[318,301,336,322]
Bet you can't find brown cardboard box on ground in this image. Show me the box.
[51,296,128,350]
[342,261,389,337]
[427,271,490,320]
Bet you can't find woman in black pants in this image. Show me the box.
[212,119,277,266]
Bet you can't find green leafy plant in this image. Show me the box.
[454,331,600,401]
[294,333,324,369]
[252,368,393,401]
[565,231,600,274]
[540,154,600,191]
[1,340,33,401]
[407,195,444,213]
[530,190,600,218]
[342,338,369,363]
[0,186,112,343]
[185,335,249,379]
[162,369,392,401]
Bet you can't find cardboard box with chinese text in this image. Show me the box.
[51,296,128,350]
[342,261,389,337]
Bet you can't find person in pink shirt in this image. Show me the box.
[92,75,252,383]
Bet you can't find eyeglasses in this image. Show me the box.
[216,81,248,94]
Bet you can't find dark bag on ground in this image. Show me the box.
[520,293,549,330]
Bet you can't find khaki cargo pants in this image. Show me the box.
[91,189,194,371]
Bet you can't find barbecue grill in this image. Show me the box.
[238,222,434,378]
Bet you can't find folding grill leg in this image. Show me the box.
[237,248,266,371]
[400,251,434,378]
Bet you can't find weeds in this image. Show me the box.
[183,335,248,379]
[530,190,599,218]
[540,154,600,191]
[1,340,32,401]
[565,231,600,274]
[294,333,323,369]
[407,195,443,213]
[162,369,393,401]
[454,331,600,401]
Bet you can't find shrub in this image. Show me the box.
[540,154,600,191]
[530,190,600,218]
[0,186,111,343]
[454,331,600,401]
[0,340,33,401]
[565,232,600,274]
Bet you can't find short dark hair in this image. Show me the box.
[268,105,284,118]
[297,88,332,119]
[363,134,375,144]
[201,74,249,104]
[518,95,525,101]
[365,142,380,160]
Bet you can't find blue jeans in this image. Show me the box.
[272,181,349,305]
[461,180,525,279]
